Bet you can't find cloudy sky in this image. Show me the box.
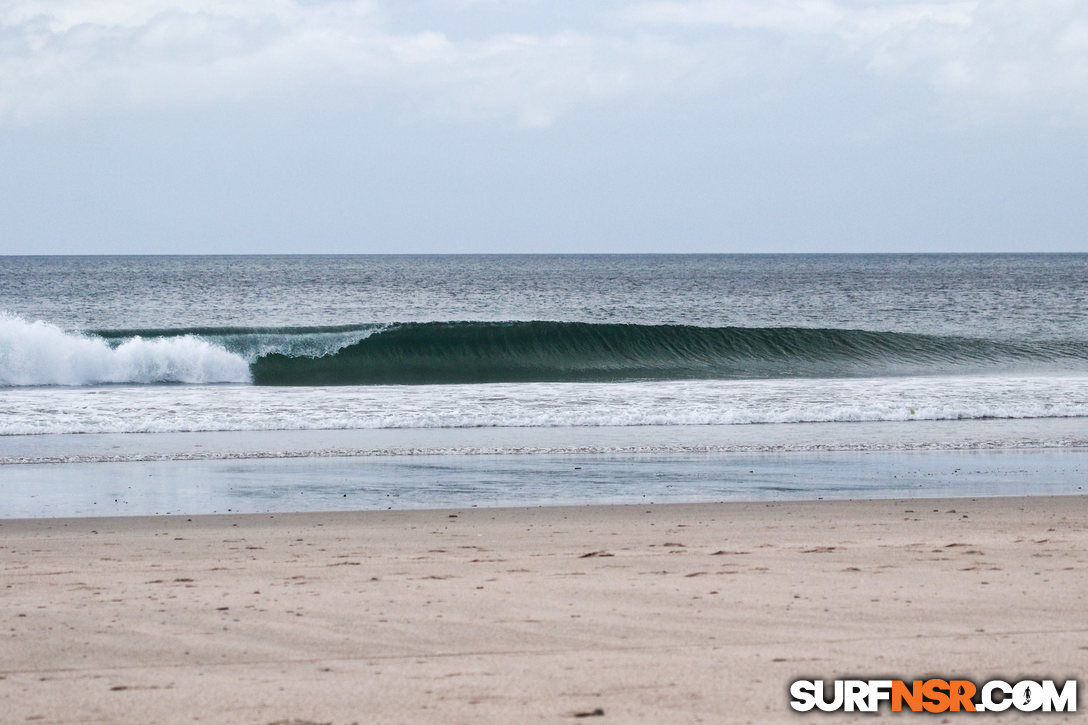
[1,0,1086,253]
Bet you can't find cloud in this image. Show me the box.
[1,0,1086,127]
[623,0,977,36]
[0,1,377,120]
[626,0,1088,122]
[0,0,690,126]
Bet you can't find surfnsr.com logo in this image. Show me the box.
[790,679,1077,713]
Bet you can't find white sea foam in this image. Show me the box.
[1,375,1086,435]
[0,314,251,386]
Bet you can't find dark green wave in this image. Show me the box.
[245,321,1088,385]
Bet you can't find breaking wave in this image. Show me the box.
[0,315,250,386]
[3,315,1087,387]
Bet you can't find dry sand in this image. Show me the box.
[1,496,1086,723]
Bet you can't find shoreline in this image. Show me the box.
[2,495,1085,723]
[2,444,1085,519]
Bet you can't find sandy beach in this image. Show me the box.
[2,496,1085,723]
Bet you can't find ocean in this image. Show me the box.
[1,254,1086,517]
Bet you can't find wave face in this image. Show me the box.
[0,315,251,386]
[249,321,1088,385]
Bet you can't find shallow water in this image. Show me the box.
[2,447,1084,519]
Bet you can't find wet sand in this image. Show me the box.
[2,496,1086,723]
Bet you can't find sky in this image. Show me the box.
[1,0,1086,254]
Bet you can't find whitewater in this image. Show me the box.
[2,374,1088,436]
[0,314,251,386]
